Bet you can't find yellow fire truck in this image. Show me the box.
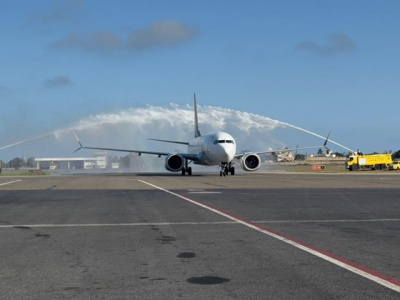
[345,153,392,171]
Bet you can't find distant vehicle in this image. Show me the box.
[388,161,400,170]
[345,153,392,171]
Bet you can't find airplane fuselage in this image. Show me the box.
[74,94,329,176]
[188,131,236,166]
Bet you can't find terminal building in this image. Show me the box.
[35,152,107,170]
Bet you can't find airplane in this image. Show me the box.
[74,94,330,176]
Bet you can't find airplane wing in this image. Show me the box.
[73,132,198,161]
[235,133,331,159]
[148,138,189,145]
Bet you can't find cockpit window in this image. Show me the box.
[217,140,235,144]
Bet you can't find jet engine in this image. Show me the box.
[240,153,261,171]
[164,154,185,172]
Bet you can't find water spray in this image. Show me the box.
[278,121,354,153]
[0,133,54,151]
[0,104,353,155]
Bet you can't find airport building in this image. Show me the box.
[35,152,107,170]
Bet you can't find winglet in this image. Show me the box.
[73,131,83,153]
[194,93,201,138]
[323,132,331,147]
[323,132,332,155]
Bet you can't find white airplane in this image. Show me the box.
[74,94,330,176]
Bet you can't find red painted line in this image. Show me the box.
[205,202,400,285]
[138,180,400,292]
[251,221,400,286]
[214,204,400,287]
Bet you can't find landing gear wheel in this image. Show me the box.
[220,171,223,177]
[188,167,192,176]
[230,167,235,175]
[181,167,186,176]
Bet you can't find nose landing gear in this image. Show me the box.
[220,163,235,177]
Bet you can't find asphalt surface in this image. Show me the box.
[0,172,399,299]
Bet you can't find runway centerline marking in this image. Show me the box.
[0,180,21,186]
[138,179,400,293]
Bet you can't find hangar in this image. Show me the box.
[35,152,107,170]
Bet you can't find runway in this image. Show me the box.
[0,172,399,299]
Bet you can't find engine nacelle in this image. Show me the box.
[164,153,185,172]
[240,153,261,171]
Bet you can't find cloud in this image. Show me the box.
[44,76,72,88]
[49,19,197,55]
[35,0,84,22]
[296,34,356,56]
[127,19,197,51]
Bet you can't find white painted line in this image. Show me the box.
[0,221,236,229]
[137,179,400,293]
[2,219,398,229]
[0,180,21,186]
[255,218,400,224]
[187,189,221,194]
[188,191,222,194]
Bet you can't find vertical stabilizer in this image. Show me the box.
[194,93,201,137]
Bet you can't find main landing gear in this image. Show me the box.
[181,166,192,176]
[220,163,235,177]
[181,159,192,176]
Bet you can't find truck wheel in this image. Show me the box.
[352,165,358,171]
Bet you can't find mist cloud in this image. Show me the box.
[34,0,84,22]
[296,34,356,56]
[44,76,72,88]
[49,32,123,54]
[127,20,197,51]
[49,19,197,55]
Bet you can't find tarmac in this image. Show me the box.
[0,171,399,299]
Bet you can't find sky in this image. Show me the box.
[1,0,400,162]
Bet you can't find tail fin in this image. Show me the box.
[194,93,201,138]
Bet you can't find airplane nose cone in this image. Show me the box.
[220,145,235,162]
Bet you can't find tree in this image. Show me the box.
[119,154,131,169]
[333,152,346,157]
[392,150,400,160]
[27,157,36,168]
[8,157,24,169]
